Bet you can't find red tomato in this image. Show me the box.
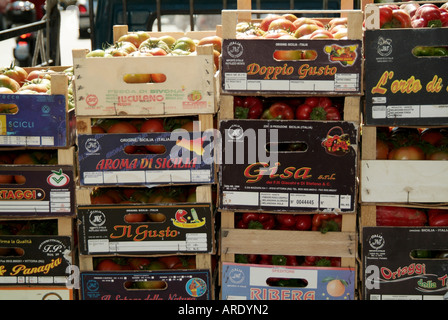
[242,96,264,119]
[107,121,139,154]
[426,150,448,160]
[295,215,312,231]
[140,119,165,133]
[376,139,390,159]
[19,78,51,93]
[157,256,182,269]
[295,103,313,120]
[260,14,282,31]
[292,17,324,29]
[107,121,138,134]
[127,257,152,270]
[124,213,148,223]
[268,18,297,32]
[0,65,28,86]
[197,35,222,53]
[0,74,20,92]
[150,73,167,83]
[309,29,334,39]
[26,69,55,81]
[90,193,115,204]
[294,23,322,38]
[420,128,444,146]
[388,145,425,160]
[95,259,124,271]
[140,118,166,154]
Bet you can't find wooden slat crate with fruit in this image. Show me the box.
[361,126,448,204]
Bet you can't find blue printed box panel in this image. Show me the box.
[221,262,356,300]
[0,94,74,147]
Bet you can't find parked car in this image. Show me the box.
[77,0,96,38]
[0,0,12,29]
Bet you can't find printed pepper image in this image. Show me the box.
[322,126,351,156]
[324,44,358,66]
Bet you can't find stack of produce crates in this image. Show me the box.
[360,1,448,300]
[0,66,77,300]
[72,25,220,300]
[217,0,364,300]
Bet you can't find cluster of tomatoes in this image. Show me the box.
[235,212,342,233]
[0,150,58,184]
[86,32,222,74]
[90,185,198,205]
[90,116,198,155]
[0,65,75,110]
[376,127,448,160]
[234,95,343,120]
[236,15,348,40]
[235,253,341,268]
[378,3,448,29]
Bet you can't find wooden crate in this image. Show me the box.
[78,253,216,300]
[218,94,361,122]
[72,45,217,116]
[220,210,357,268]
[0,72,75,148]
[219,8,364,97]
[112,24,218,42]
[75,114,216,187]
[76,184,213,206]
[76,113,214,134]
[360,126,448,204]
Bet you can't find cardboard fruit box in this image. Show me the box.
[218,119,359,213]
[363,4,448,126]
[221,262,356,300]
[0,226,73,286]
[78,253,215,300]
[220,9,363,96]
[362,226,448,300]
[79,269,212,300]
[0,148,77,217]
[77,202,215,255]
[72,44,216,117]
[76,117,216,187]
[0,72,76,148]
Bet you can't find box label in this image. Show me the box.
[365,28,448,126]
[77,204,214,255]
[221,39,362,95]
[218,120,358,213]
